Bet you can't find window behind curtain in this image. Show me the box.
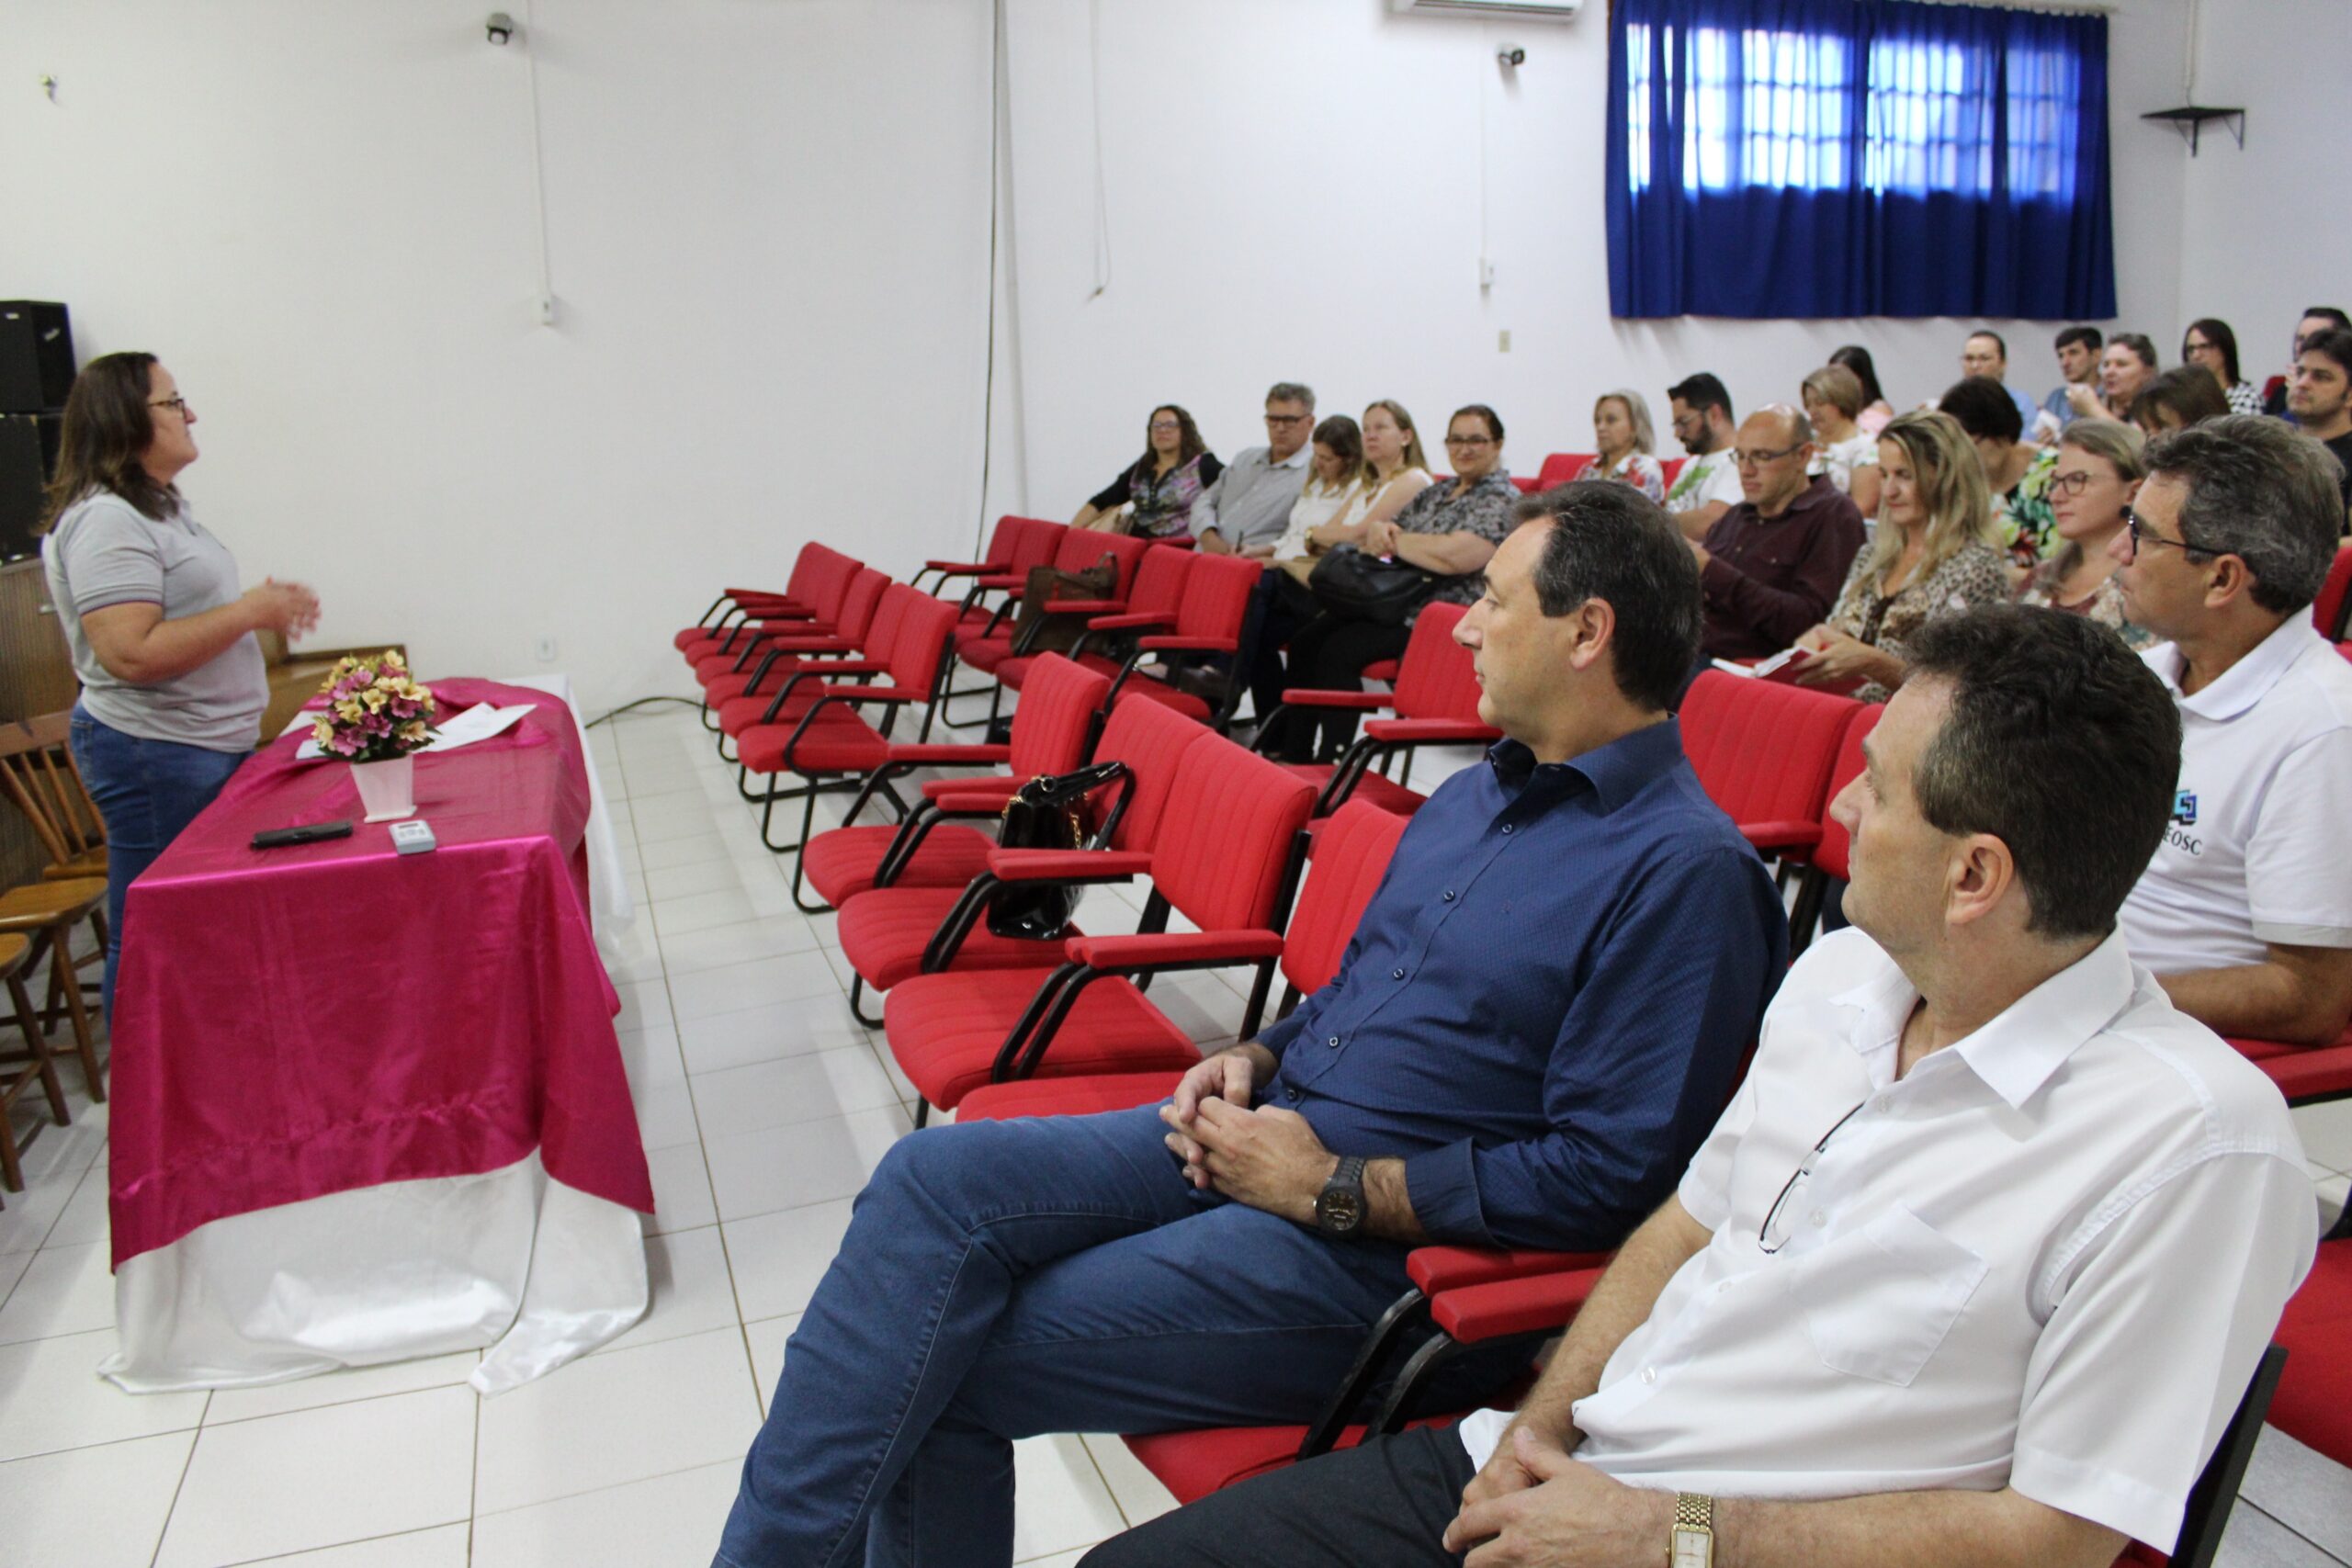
[1606,0,2116,320]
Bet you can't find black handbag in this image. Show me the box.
[985,761,1134,941]
[1306,544,1442,626]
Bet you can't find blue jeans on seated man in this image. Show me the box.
[712,1104,1519,1568]
[67,706,247,1020]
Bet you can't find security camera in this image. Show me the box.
[486,12,516,44]
[1497,43,1526,67]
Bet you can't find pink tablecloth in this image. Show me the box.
[107,678,655,1269]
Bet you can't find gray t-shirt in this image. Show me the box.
[43,491,267,753]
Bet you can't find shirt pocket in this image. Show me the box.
[1785,1203,1986,1387]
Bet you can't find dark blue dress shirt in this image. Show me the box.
[1257,720,1787,1251]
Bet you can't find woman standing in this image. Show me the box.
[2016,420,2150,648]
[1269,405,1515,762]
[2182,318,2261,415]
[1799,365,1883,518]
[39,353,320,1014]
[1793,410,2007,703]
[1573,390,1665,501]
[1072,405,1223,540]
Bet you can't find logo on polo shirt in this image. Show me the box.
[2171,789,2198,827]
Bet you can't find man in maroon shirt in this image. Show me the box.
[1690,405,1867,660]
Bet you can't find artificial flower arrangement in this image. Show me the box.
[312,650,436,761]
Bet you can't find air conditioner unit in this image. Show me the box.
[1391,0,1582,20]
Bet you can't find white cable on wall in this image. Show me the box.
[524,0,557,322]
[1087,0,1111,299]
[2181,0,2200,99]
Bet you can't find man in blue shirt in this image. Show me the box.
[712,483,1789,1568]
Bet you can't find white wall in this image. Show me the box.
[2177,0,2352,387]
[999,0,2194,516]
[3,0,996,707]
[6,0,2210,711]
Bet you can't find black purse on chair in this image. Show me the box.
[1306,544,1442,626]
[985,761,1135,941]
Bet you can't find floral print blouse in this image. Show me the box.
[1993,446,2061,568]
[1826,539,2010,703]
[2015,549,2154,649]
[1573,452,1666,502]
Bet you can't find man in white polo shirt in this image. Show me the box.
[1084,606,2314,1568]
[2109,414,2352,1046]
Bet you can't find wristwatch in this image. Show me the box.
[1671,1492,1715,1567]
[1315,1155,1367,1237]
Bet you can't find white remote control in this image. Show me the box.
[390,820,437,855]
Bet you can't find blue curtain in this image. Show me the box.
[1605,0,2116,320]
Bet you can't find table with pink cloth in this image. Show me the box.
[102,678,655,1395]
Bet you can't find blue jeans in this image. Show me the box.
[713,1105,1481,1568]
[67,707,246,1020]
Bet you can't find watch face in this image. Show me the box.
[1318,1189,1362,1231]
[1672,1527,1713,1568]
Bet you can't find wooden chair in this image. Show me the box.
[0,882,107,1102]
[0,713,107,883]
[0,931,71,1193]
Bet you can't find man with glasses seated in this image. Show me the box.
[2108,413,2352,1047]
[1195,382,1320,558]
[1689,404,1866,662]
[1086,606,2317,1568]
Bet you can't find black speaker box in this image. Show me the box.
[0,412,62,563]
[0,301,75,412]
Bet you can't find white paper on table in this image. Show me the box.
[288,703,535,761]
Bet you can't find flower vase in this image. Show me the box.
[351,754,416,823]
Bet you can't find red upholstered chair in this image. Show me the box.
[673,541,829,651]
[944,530,1152,724]
[793,654,1114,914]
[1678,670,1859,860]
[2269,1228,2352,1469]
[914,515,1062,603]
[1258,603,1499,821]
[713,579,914,760]
[2222,1028,2352,1107]
[696,567,890,726]
[2312,542,2352,642]
[956,800,1414,1126]
[1785,702,1882,954]
[1067,551,1264,728]
[878,733,1316,1122]
[1510,476,1543,495]
[678,545,861,667]
[989,546,1196,728]
[835,697,1216,1028]
[734,587,962,853]
[1533,452,1596,490]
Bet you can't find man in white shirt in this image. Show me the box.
[2109,413,2352,1046]
[1084,605,2316,1568]
[1193,382,1316,558]
[1663,373,1745,539]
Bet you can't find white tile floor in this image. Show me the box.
[1,701,2346,1566]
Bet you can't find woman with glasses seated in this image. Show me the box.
[2182,317,2263,416]
[2015,420,2152,649]
[1792,411,2007,703]
[37,353,322,1017]
[1263,405,1516,762]
[1071,403,1223,540]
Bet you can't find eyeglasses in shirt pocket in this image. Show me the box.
[1784,1202,1988,1387]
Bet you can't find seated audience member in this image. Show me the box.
[2131,365,2232,439]
[1796,411,2007,701]
[1085,606,2316,1568]
[2182,318,2261,416]
[1268,405,1519,762]
[2111,414,2352,1046]
[1193,382,1316,558]
[1574,389,1666,502]
[2287,326,2352,517]
[2264,305,2351,417]
[1941,375,2057,569]
[1799,365,1882,518]
[1691,404,1866,662]
[1960,328,2041,430]
[2042,324,2103,435]
[712,487,1791,1568]
[2017,419,2151,648]
[1831,343,1896,433]
[1072,404,1223,540]
[1240,414,1364,725]
[1306,398,1432,555]
[2071,333,2158,423]
[1661,373,1744,536]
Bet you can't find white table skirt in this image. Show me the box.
[107,677,649,1396]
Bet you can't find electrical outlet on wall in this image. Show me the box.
[1498,330,1512,353]
[534,636,558,663]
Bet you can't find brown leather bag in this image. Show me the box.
[1009,554,1119,656]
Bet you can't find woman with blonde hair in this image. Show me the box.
[1572,389,1665,501]
[1306,399,1431,553]
[1794,410,2007,702]
[2016,420,2152,647]
[1799,364,1882,518]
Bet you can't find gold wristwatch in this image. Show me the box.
[1671,1492,1715,1567]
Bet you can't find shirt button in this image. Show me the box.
[1442,890,1456,902]
[1809,1210,1826,1228]
[1391,968,1406,980]
[1285,1087,1300,1103]
[1500,823,1514,835]
[1642,1367,1657,1384]
[1327,1035,1341,1049]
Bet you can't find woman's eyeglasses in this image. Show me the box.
[148,396,191,418]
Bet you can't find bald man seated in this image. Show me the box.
[1689,405,1867,662]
